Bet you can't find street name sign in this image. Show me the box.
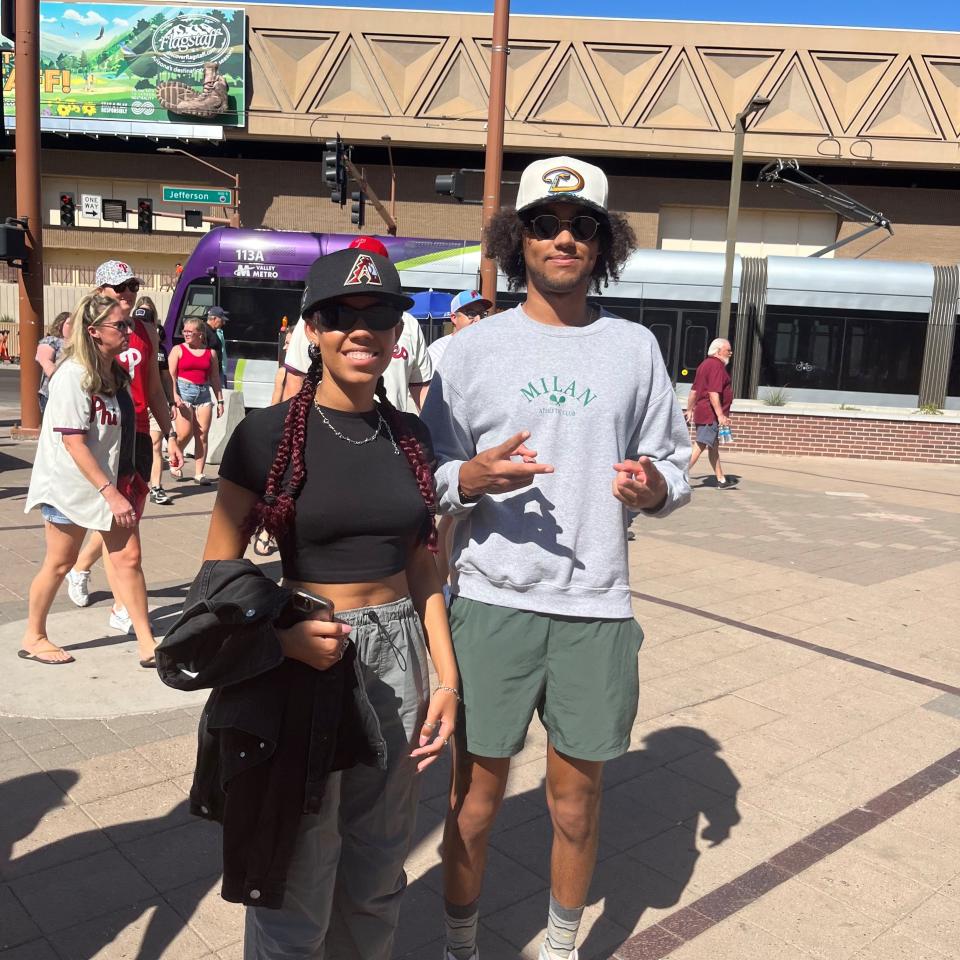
[163,186,234,205]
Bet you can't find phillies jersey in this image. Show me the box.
[118,318,152,434]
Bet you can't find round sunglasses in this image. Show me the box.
[525,213,601,243]
[314,303,403,332]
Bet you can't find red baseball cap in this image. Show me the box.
[348,236,389,259]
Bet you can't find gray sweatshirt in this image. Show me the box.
[420,305,691,620]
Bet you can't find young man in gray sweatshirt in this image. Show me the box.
[421,155,691,960]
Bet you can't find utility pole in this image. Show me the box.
[13,0,42,437]
[479,0,510,307]
[717,95,770,343]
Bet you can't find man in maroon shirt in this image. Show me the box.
[685,338,734,488]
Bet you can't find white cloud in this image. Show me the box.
[40,15,56,23]
[63,9,108,27]
[112,17,129,27]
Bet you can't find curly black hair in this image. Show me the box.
[483,207,637,293]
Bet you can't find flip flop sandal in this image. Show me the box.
[18,648,75,665]
[253,533,277,557]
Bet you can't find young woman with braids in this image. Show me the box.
[203,248,458,959]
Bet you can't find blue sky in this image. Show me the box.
[248,0,955,32]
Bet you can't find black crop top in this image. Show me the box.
[218,401,435,583]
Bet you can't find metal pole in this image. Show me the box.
[479,0,510,308]
[230,170,240,228]
[13,0,42,437]
[717,115,744,343]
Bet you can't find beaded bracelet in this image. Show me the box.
[434,683,462,702]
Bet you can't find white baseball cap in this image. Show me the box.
[514,156,609,217]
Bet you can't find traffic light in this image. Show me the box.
[137,197,153,234]
[323,135,348,206]
[435,170,466,201]
[59,192,75,227]
[350,191,365,229]
[184,209,203,228]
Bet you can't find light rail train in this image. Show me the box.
[163,229,960,410]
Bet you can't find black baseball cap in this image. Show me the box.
[301,249,414,318]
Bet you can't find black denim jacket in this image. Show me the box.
[156,559,386,908]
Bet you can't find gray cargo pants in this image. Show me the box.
[244,596,429,960]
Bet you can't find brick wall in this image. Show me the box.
[710,413,960,464]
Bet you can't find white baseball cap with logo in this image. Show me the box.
[514,156,609,217]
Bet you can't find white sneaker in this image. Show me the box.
[109,606,133,634]
[538,947,578,960]
[66,570,91,607]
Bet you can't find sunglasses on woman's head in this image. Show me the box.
[107,280,140,294]
[315,303,402,332]
[525,213,601,243]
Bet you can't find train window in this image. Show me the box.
[760,308,927,396]
[949,325,960,399]
[175,282,216,338]
[681,323,709,374]
[642,309,676,368]
[219,279,306,363]
[841,316,925,395]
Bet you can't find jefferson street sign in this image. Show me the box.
[163,186,234,205]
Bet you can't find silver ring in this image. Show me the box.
[423,721,438,730]
[440,737,448,746]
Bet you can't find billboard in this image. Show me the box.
[1,4,246,135]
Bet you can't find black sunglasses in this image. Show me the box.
[107,280,140,294]
[315,303,402,332]
[525,213,601,243]
[99,319,134,332]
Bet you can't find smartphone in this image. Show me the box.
[289,589,335,622]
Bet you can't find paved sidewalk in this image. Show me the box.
[1,434,959,960]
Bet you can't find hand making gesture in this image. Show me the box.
[457,430,554,499]
[612,456,667,513]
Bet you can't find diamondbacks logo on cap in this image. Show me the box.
[542,167,585,195]
[344,254,382,287]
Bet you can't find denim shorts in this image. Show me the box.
[695,423,720,446]
[177,378,212,407]
[41,503,74,525]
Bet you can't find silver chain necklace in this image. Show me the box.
[313,397,400,455]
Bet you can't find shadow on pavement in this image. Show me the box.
[407,725,740,959]
[1,769,220,958]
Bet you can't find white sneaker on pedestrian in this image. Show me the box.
[66,570,91,607]
[538,947,578,960]
[109,606,133,634]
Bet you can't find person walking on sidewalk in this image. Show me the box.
[65,260,184,631]
[685,338,734,489]
[133,297,175,505]
[204,306,229,379]
[421,155,691,960]
[36,312,73,416]
[168,318,224,485]
[202,247,459,958]
[20,294,157,667]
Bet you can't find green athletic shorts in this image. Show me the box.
[449,596,644,762]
